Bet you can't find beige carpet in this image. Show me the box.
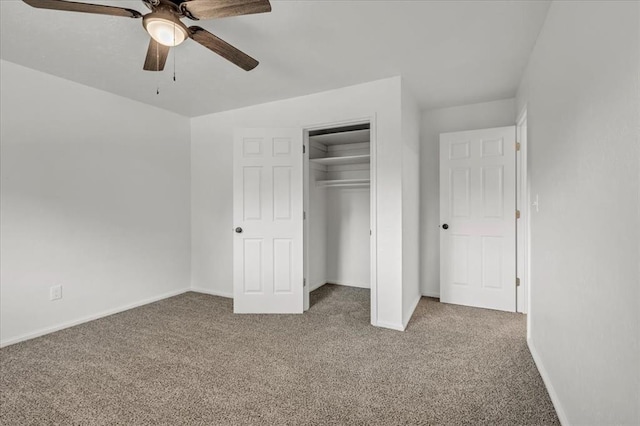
[0,285,558,425]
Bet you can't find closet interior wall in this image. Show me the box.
[307,127,371,291]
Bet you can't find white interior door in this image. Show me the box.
[440,126,516,312]
[233,128,303,313]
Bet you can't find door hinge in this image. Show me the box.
[303,145,306,154]
[516,210,521,219]
[516,277,521,287]
[303,211,306,220]
[516,142,521,151]
[303,278,306,287]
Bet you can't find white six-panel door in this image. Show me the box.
[233,128,303,313]
[440,126,516,312]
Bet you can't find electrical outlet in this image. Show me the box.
[50,285,62,301]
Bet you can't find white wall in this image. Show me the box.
[516,1,639,424]
[401,84,421,327]
[191,77,412,329]
[326,187,370,288]
[420,98,516,297]
[0,60,192,346]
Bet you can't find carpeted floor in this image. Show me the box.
[0,285,559,425]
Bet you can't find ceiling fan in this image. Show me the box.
[22,0,271,71]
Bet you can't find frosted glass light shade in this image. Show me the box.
[144,15,188,47]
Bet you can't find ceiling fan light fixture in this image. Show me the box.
[143,13,188,47]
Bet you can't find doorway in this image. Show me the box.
[303,120,377,326]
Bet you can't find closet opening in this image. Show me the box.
[303,120,375,325]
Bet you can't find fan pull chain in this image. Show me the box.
[173,23,177,82]
[157,41,161,95]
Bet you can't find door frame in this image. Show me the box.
[302,115,378,327]
[516,107,531,319]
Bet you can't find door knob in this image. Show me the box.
[235,227,243,233]
[442,224,449,230]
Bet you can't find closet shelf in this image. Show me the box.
[316,178,370,188]
[310,154,370,166]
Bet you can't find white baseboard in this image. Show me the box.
[325,280,370,289]
[310,281,371,292]
[375,320,405,332]
[421,290,440,298]
[402,295,421,329]
[309,281,326,292]
[527,337,569,425]
[190,287,233,299]
[0,288,190,348]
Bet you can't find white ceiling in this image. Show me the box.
[0,0,550,117]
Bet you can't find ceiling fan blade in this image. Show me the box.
[189,26,258,71]
[181,0,271,20]
[22,0,142,18]
[143,38,170,71]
